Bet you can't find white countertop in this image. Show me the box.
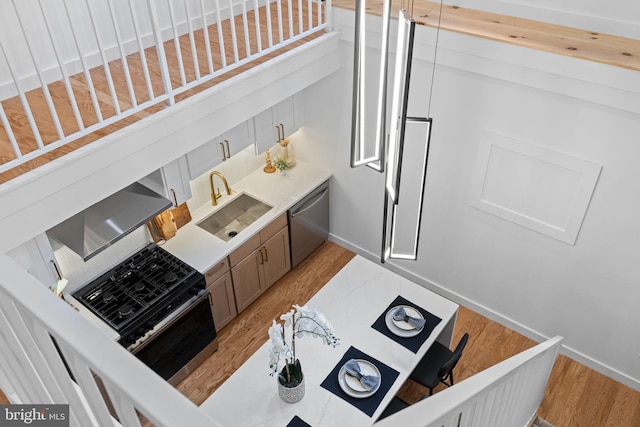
[161,159,332,273]
[199,255,459,426]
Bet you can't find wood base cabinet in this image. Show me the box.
[204,259,237,331]
[230,213,291,313]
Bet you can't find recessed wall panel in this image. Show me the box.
[470,131,602,244]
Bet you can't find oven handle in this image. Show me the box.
[129,290,211,354]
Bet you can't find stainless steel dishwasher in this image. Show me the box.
[288,180,330,268]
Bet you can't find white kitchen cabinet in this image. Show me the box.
[254,93,304,154]
[204,258,237,331]
[229,213,291,313]
[139,156,192,206]
[186,138,224,180]
[221,120,256,159]
[7,233,58,288]
[161,156,192,205]
[186,120,256,180]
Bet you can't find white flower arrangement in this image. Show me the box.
[268,305,339,386]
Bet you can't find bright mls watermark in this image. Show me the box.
[0,405,68,427]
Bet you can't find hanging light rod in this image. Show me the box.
[350,0,391,171]
[351,0,442,263]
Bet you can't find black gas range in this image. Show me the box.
[73,243,218,385]
[72,243,207,350]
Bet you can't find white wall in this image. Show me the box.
[307,9,640,390]
[448,0,640,39]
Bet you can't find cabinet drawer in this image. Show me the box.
[229,233,261,267]
[204,258,230,285]
[260,213,288,242]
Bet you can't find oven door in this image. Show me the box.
[131,291,218,386]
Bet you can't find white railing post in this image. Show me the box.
[240,0,251,57]
[253,0,263,53]
[106,0,138,108]
[11,0,65,141]
[0,102,21,161]
[324,0,332,31]
[167,0,188,86]
[128,0,157,101]
[37,0,86,132]
[147,0,177,106]
[227,0,240,62]
[199,0,215,73]
[0,39,45,151]
[215,0,228,67]
[184,0,202,80]
[62,0,104,123]
[85,0,122,115]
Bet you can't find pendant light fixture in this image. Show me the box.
[351,0,443,263]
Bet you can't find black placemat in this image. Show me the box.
[286,415,311,427]
[320,346,399,417]
[371,295,442,353]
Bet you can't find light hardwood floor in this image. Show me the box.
[2,242,640,426]
[177,242,640,427]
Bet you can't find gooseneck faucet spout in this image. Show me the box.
[209,171,233,206]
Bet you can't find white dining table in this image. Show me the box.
[200,255,459,426]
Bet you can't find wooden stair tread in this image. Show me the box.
[333,0,640,72]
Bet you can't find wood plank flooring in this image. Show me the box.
[0,1,322,184]
[2,241,640,426]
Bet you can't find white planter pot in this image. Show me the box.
[278,374,305,404]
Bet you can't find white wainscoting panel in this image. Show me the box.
[470,131,602,244]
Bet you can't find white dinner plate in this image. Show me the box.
[385,305,424,338]
[337,359,381,398]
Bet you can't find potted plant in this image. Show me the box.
[273,156,289,174]
[268,305,339,403]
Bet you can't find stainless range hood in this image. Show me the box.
[47,182,172,261]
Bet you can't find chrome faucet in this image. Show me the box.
[209,171,233,206]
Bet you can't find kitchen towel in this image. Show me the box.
[320,346,399,417]
[371,295,442,353]
[286,415,311,427]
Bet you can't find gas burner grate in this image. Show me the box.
[73,244,200,332]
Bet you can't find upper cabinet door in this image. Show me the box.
[254,94,304,155]
[186,119,256,179]
[161,156,192,206]
[186,138,225,180]
[220,120,256,160]
[138,157,192,206]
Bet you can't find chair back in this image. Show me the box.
[437,333,469,380]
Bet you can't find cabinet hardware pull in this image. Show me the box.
[220,142,227,160]
[263,246,268,262]
[170,188,178,207]
[279,123,284,140]
[224,140,231,158]
[259,248,264,264]
[50,260,63,281]
[275,125,282,142]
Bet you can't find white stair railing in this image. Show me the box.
[0,252,222,427]
[378,335,563,427]
[0,0,330,174]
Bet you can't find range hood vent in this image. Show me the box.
[47,182,172,261]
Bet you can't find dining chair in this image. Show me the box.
[409,332,469,396]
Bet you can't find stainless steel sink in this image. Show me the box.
[196,194,272,241]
